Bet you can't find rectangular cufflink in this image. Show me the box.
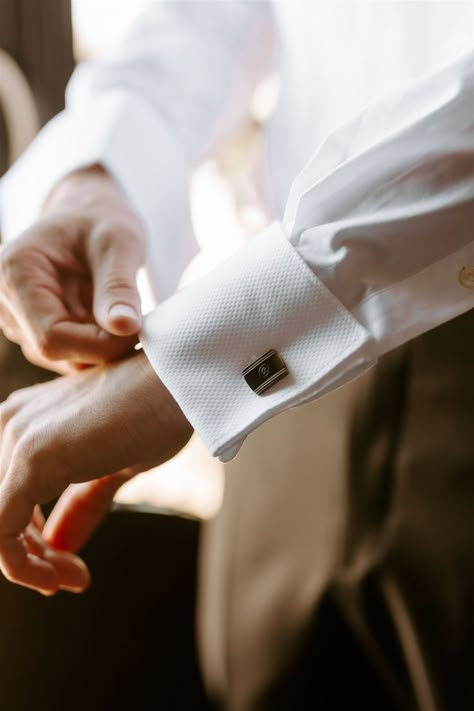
[243,349,289,395]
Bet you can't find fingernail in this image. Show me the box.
[108,304,139,322]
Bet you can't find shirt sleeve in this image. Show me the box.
[0,0,275,299]
[141,48,474,461]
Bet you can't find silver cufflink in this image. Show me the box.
[243,349,288,395]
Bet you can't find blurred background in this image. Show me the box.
[2,5,474,711]
[0,3,359,708]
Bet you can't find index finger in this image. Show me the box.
[0,474,89,594]
[0,474,59,594]
[0,461,89,595]
[3,243,138,364]
[14,282,138,364]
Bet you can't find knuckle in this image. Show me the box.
[0,245,21,289]
[94,220,145,255]
[20,344,41,368]
[0,394,22,435]
[35,331,62,361]
[1,324,19,344]
[12,433,45,486]
[0,418,21,449]
[102,273,137,297]
[94,224,117,254]
[2,390,21,413]
[15,432,38,463]
[0,406,11,436]
[1,566,18,584]
[120,219,146,250]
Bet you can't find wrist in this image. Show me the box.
[133,350,194,464]
[136,350,191,424]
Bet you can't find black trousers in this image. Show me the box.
[258,309,474,711]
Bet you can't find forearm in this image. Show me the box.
[141,47,474,461]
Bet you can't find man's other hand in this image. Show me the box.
[0,165,146,373]
[0,352,192,594]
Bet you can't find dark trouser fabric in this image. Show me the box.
[0,507,210,711]
[258,309,474,711]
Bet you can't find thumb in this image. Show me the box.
[90,228,144,337]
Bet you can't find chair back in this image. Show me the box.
[0,48,39,171]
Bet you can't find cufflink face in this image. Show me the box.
[243,349,288,395]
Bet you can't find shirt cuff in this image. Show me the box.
[141,221,375,462]
[0,89,197,299]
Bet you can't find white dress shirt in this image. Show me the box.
[1,1,473,461]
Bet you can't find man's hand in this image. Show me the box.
[0,165,146,373]
[0,352,193,594]
[43,473,138,555]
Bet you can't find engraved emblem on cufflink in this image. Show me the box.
[243,349,289,395]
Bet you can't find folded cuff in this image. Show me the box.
[141,221,375,461]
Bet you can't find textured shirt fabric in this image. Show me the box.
[1,1,474,460]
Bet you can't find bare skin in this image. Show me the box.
[0,167,192,594]
[0,351,192,595]
[0,165,145,373]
